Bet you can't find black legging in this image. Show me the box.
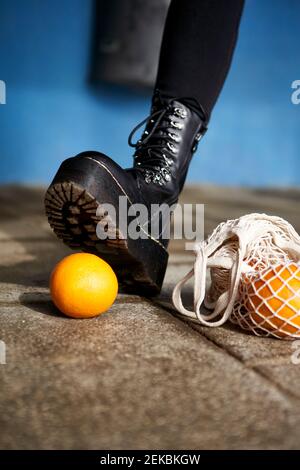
[155,0,245,119]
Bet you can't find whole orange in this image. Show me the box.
[50,253,118,318]
[245,263,300,338]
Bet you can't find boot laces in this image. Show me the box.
[128,97,207,185]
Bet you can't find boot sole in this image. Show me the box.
[44,157,168,295]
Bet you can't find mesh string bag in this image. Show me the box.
[172,213,300,339]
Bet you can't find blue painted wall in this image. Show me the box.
[0,0,299,186]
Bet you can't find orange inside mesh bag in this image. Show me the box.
[172,213,300,340]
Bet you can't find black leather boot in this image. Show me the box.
[44,92,207,294]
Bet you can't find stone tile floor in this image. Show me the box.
[0,184,300,449]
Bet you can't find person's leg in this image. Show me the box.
[45,0,244,294]
[155,0,244,118]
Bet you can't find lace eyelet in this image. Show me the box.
[174,107,187,119]
[168,132,181,143]
[163,154,173,167]
[191,132,203,153]
[170,120,183,130]
[161,168,172,182]
[144,171,153,184]
[162,152,173,166]
[167,142,178,154]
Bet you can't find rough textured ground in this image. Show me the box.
[0,184,300,449]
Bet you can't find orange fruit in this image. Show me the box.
[50,253,118,318]
[245,263,300,338]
